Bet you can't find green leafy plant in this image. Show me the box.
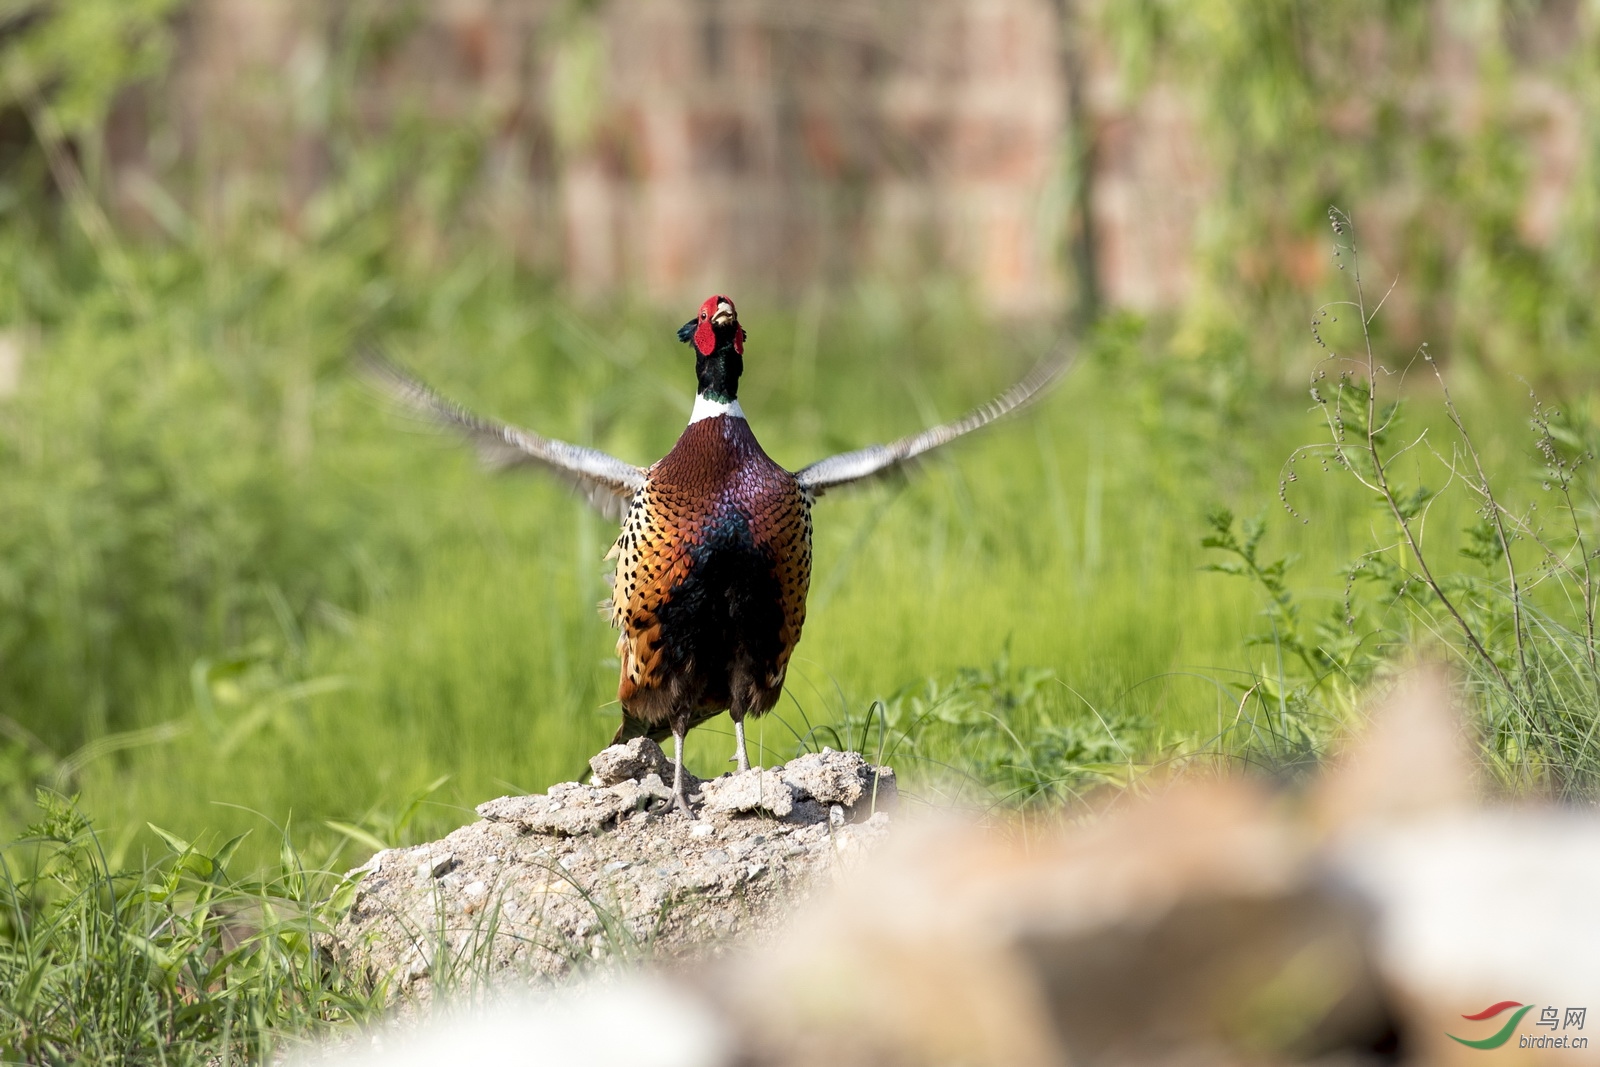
[1198,509,1359,776]
[1205,209,1600,794]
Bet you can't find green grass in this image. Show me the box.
[5,3,1600,1058]
[3,218,1585,866]
[7,285,1267,853]
[2,190,1599,1063]
[0,791,375,1064]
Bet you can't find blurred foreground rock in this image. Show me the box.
[314,669,1600,1067]
[329,743,896,995]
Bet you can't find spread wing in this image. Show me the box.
[794,348,1073,497]
[360,349,647,520]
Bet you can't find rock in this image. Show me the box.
[332,748,896,1000]
[708,667,1525,1067]
[691,750,898,820]
[718,782,1377,1067]
[589,737,676,786]
[414,853,454,879]
[701,768,796,817]
[306,668,1600,1067]
[474,775,685,836]
[781,750,898,812]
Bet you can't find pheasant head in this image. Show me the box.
[678,294,745,404]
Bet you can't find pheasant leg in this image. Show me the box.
[671,726,694,819]
[732,716,750,773]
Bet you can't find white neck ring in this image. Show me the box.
[690,395,746,424]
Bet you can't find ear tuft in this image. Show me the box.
[677,319,697,344]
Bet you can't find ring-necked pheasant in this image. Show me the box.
[367,295,1069,816]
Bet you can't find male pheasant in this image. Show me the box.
[369,295,1068,815]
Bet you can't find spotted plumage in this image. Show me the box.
[365,293,1069,816]
[608,416,811,743]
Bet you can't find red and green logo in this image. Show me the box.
[1449,1002,1535,1049]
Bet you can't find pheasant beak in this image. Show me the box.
[711,301,735,327]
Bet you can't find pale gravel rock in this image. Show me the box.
[413,853,454,879]
[588,736,677,786]
[701,768,795,817]
[781,749,897,809]
[329,745,895,1001]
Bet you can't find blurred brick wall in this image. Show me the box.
[129,0,1106,313]
[102,1,1591,319]
[111,0,1221,316]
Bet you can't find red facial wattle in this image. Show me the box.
[692,294,741,357]
[693,317,716,357]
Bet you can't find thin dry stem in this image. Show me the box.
[1326,208,1511,694]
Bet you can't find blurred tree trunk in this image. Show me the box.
[1054,0,1099,330]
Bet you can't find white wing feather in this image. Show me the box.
[361,350,646,521]
[795,348,1073,496]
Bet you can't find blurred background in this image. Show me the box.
[1,0,1599,866]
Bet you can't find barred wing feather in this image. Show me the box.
[361,350,647,521]
[795,350,1072,497]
